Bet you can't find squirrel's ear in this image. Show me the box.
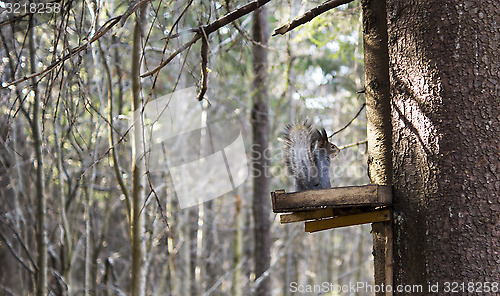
[319,128,328,141]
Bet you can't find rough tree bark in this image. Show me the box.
[251,5,272,296]
[130,7,147,296]
[388,0,499,292]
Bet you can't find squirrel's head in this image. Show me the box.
[314,128,340,158]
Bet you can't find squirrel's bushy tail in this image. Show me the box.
[283,121,339,191]
[283,120,321,191]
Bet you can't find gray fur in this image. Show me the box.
[283,122,339,191]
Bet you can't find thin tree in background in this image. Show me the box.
[131,7,147,296]
[251,5,271,296]
[231,193,244,296]
[29,14,47,296]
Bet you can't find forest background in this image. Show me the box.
[0,0,373,295]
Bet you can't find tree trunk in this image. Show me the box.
[362,0,392,293]
[130,7,147,296]
[29,14,48,296]
[388,0,499,292]
[231,193,243,296]
[202,200,217,292]
[251,6,271,296]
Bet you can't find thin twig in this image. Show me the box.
[98,41,131,224]
[144,170,169,229]
[1,15,122,90]
[0,232,35,274]
[202,259,247,296]
[339,139,368,150]
[250,225,302,295]
[272,0,353,36]
[0,13,29,28]
[0,220,37,273]
[143,0,193,106]
[160,28,198,41]
[141,34,198,78]
[231,19,278,52]
[141,0,272,78]
[331,102,366,137]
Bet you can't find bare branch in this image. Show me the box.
[98,41,131,224]
[141,0,272,78]
[331,102,366,137]
[231,19,278,52]
[272,0,353,36]
[339,139,368,150]
[0,232,35,274]
[0,15,122,90]
[119,0,153,27]
[0,220,37,273]
[140,35,198,78]
[203,0,272,35]
[0,13,29,28]
[160,28,198,41]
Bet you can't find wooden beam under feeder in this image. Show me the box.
[305,209,391,233]
[271,184,392,232]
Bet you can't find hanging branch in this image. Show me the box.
[141,0,272,78]
[272,0,353,36]
[197,29,209,101]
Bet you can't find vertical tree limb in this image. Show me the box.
[251,5,271,296]
[30,14,48,296]
[130,6,147,296]
[362,0,392,294]
[98,41,131,225]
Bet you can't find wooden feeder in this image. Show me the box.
[271,184,392,232]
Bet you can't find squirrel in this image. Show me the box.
[283,121,340,191]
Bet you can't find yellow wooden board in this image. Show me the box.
[305,209,391,233]
[280,209,336,223]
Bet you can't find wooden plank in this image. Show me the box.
[305,209,391,233]
[280,209,335,223]
[280,206,373,223]
[271,184,392,213]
